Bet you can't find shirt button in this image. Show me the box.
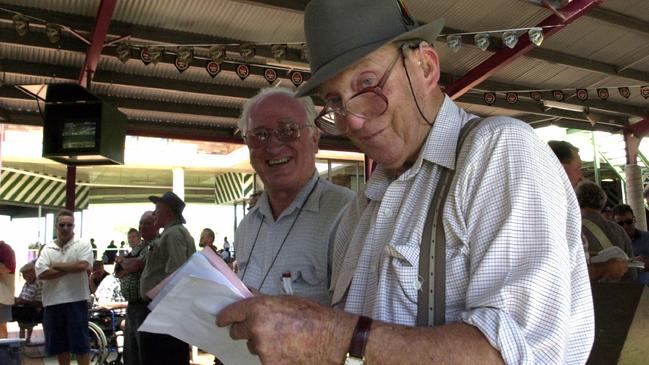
[383,208,393,218]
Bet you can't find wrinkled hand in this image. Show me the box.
[216,295,355,365]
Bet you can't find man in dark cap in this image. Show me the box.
[217,1,593,364]
[139,191,195,364]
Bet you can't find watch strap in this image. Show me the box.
[347,315,373,360]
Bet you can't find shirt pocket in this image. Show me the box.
[289,265,325,286]
[385,240,420,305]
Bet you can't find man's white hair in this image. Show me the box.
[238,87,317,135]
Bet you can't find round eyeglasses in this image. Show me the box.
[314,50,402,136]
[243,122,312,149]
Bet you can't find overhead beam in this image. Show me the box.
[568,6,649,37]
[456,92,627,128]
[445,0,603,98]
[463,77,649,117]
[3,54,645,118]
[79,0,117,86]
[233,0,307,12]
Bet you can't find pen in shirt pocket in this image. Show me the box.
[281,271,293,295]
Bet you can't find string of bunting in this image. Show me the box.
[128,44,309,86]
[3,7,565,84]
[478,85,649,106]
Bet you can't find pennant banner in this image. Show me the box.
[175,56,190,73]
[597,88,609,101]
[641,86,649,99]
[484,92,496,105]
[236,64,250,80]
[576,89,588,101]
[552,90,564,102]
[506,92,518,104]
[206,61,221,78]
[290,71,304,86]
[529,91,543,102]
[140,48,152,65]
[264,68,278,84]
[618,87,631,99]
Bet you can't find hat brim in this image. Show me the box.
[296,18,444,97]
[149,195,186,224]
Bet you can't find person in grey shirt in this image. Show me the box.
[139,191,195,365]
[235,87,354,305]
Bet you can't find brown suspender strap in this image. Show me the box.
[417,118,481,327]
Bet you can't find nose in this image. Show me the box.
[337,113,368,134]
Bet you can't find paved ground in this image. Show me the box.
[4,322,217,365]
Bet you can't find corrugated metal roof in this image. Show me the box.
[113,0,304,43]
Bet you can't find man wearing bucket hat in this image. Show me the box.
[140,191,195,364]
[217,1,594,364]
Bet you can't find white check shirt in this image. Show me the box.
[331,96,594,365]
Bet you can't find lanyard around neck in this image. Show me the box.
[240,177,320,291]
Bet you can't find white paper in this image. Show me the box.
[139,276,261,365]
[591,246,629,263]
[149,252,245,310]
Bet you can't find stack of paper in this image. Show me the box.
[139,248,260,365]
[591,246,645,269]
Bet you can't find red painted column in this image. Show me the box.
[65,0,117,210]
[66,166,76,211]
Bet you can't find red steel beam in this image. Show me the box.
[68,0,116,210]
[628,118,649,139]
[445,0,603,99]
[78,0,118,86]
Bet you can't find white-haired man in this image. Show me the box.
[234,87,354,304]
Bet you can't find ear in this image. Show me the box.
[311,127,321,152]
[417,41,441,88]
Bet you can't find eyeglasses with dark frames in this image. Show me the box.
[243,120,313,149]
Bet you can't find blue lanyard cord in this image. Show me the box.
[240,177,320,291]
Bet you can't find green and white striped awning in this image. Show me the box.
[0,168,90,210]
[214,172,255,205]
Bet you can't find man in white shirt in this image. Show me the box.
[36,209,93,365]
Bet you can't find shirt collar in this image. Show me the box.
[364,96,475,202]
[256,170,321,220]
[164,219,183,229]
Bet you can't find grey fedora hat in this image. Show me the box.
[149,191,187,224]
[296,0,444,97]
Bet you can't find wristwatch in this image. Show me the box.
[344,315,373,365]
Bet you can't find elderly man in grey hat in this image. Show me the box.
[139,191,195,364]
[217,1,594,364]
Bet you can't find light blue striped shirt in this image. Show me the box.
[236,171,354,304]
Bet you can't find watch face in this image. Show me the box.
[344,355,365,365]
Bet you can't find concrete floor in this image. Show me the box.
[4,322,217,365]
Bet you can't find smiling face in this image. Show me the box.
[246,93,319,196]
[318,43,441,171]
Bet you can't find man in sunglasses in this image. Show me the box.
[234,87,354,304]
[612,204,649,284]
[35,209,93,365]
[217,1,593,364]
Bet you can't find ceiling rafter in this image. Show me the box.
[3,56,644,121]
